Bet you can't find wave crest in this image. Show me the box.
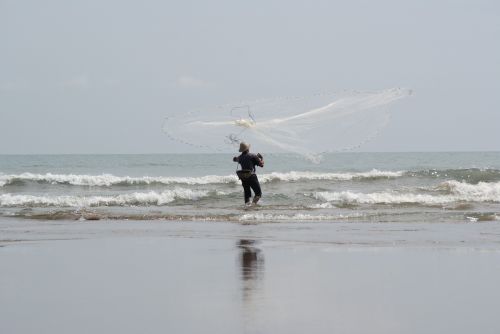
[0,188,213,207]
[437,180,500,198]
[314,181,500,205]
[0,170,403,187]
[259,170,403,183]
[0,172,238,187]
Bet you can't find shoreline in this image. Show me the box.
[2,219,500,250]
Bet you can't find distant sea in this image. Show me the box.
[1,152,500,223]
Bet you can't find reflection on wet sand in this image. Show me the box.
[237,239,265,327]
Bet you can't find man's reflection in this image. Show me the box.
[237,239,265,302]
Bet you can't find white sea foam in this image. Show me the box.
[314,191,457,205]
[438,180,500,199]
[258,170,403,183]
[239,213,364,221]
[0,172,238,187]
[314,181,500,205]
[0,188,212,207]
[309,202,336,209]
[465,214,500,222]
[0,169,403,187]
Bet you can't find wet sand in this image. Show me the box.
[2,219,500,334]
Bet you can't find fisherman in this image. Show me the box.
[233,142,264,205]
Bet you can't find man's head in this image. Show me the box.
[239,142,250,153]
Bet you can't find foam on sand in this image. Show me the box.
[238,212,365,221]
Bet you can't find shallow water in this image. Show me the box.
[1,152,500,223]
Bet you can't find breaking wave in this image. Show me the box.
[0,170,403,187]
[314,181,500,206]
[0,172,238,187]
[4,168,498,189]
[0,188,215,207]
[437,180,500,199]
[259,170,403,182]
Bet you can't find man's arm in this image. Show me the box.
[233,156,239,162]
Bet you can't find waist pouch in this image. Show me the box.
[236,170,253,180]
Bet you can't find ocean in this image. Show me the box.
[1,152,500,223]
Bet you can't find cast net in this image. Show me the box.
[162,87,412,162]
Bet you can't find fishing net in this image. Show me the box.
[162,88,412,162]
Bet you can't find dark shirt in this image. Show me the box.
[237,152,262,173]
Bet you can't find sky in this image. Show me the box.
[1,0,499,154]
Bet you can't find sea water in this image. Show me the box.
[1,152,500,223]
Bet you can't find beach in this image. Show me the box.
[2,218,500,334]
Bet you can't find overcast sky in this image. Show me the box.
[1,0,499,154]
